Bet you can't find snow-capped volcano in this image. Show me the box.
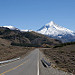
[37,21,75,42]
[37,21,74,36]
[1,26,19,30]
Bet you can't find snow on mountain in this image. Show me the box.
[21,30,32,32]
[0,25,32,32]
[37,21,74,37]
[1,26,19,30]
[37,21,75,42]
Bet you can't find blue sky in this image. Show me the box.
[0,0,75,31]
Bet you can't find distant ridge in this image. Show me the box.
[0,25,19,30]
[0,26,61,47]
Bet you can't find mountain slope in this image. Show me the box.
[37,21,75,42]
[0,27,61,47]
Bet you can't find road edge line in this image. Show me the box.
[37,49,39,75]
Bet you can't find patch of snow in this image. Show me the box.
[21,30,32,32]
[58,36,62,38]
[2,25,19,30]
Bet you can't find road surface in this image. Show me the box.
[0,49,39,75]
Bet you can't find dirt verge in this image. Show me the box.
[40,45,75,74]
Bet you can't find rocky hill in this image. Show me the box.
[0,27,61,47]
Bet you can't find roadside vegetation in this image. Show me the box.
[53,42,75,48]
[40,43,75,74]
[0,45,34,61]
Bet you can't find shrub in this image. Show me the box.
[53,42,75,48]
[11,42,40,47]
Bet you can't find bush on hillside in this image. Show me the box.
[11,42,40,47]
[53,42,75,48]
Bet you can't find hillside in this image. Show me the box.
[0,27,61,47]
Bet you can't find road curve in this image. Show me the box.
[0,49,39,75]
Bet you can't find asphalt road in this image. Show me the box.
[0,49,39,75]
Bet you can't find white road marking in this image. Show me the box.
[37,49,39,75]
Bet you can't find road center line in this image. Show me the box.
[0,59,29,75]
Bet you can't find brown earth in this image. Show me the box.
[40,44,75,74]
[0,45,34,61]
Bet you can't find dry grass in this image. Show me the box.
[40,45,75,74]
[0,45,34,61]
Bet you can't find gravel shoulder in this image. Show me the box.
[39,49,73,75]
